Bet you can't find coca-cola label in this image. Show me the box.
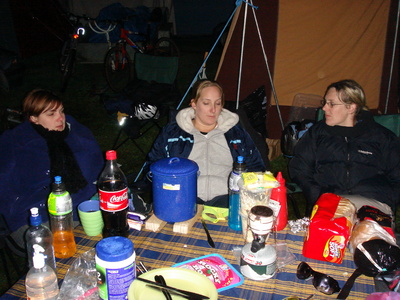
[99,187,128,211]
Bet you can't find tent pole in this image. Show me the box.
[249,0,284,130]
[384,0,400,114]
[236,1,248,110]
[176,0,243,110]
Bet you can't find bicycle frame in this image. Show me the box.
[119,28,146,53]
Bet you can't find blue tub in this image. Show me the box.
[150,157,199,222]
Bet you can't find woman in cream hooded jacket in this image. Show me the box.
[146,80,266,207]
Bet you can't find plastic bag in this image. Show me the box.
[57,248,98,300]
[349,219,397,254]
[338,218,400,299]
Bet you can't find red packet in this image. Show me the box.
[173,253,244,292]
[303,193,355,264]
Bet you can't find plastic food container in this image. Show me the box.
[95,236,136,300]
[150,157,199,222]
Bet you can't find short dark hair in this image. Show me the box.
[22,89,63,119]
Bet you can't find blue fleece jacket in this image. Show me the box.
[0,115,104,231]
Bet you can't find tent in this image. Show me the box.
[216,0,399,139]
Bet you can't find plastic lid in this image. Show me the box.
[106,150,117,160]
[96,236,134,262]
[150,157,199,176]
[276,171,285,184]
[54,176,62,184]
[30,207,42,226]
[234,156,246,171]
[52,176,66,193]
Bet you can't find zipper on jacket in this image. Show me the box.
[345,137,351,193]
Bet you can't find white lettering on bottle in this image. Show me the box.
[109,192,128,203]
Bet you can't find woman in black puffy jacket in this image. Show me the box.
[289,79,400,216]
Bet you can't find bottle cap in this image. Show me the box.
[276,171,285,184]
[54,176,62,184]
[106,150,117,160]
[237,156,244,163]
[30,207,42,226]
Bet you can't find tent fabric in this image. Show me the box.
[216,0,279,106]
[216,0,398,138]
[273,0,390,109]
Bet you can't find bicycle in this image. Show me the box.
[104,26,180,93]
[59,13,94,93]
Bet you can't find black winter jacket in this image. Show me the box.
[289,111,400,213]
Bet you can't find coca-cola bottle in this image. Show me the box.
[98,150,129,238]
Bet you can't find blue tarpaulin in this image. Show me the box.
[87,3,157,43]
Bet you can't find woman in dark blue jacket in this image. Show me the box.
[289,80,400,216]
[0,89,104,240]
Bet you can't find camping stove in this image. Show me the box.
[240,205,277,280]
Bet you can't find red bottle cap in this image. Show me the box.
[276,171,285,184]
[106,150,117,160]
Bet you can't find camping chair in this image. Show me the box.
[110,52,180,155]
[317,110,400,137]
[284,93,324,218]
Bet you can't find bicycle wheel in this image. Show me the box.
[151,37,180,57]
[60,39,76,93]
[104,45,132,93]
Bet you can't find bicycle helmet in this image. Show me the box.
[133,103,160,120]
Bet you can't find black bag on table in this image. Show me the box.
[337,238,400,299]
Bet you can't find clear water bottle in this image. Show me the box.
[25,207,56,274]
[25,244,59,300]
[48,176,76,259]
[228,156,246,230]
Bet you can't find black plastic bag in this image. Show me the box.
[338,239,400,299]
[281,120,315,157]
[225,85,268,137]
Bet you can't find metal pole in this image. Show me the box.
[249,0,284,130]
[384,0,400,114]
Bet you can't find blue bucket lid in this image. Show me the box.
[150,157,199,176]
[96,236,134,262]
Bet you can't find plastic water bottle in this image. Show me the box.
[48,176,76,259]
[25,244,59,300]
[25,207,56,274]
[228,156,246,230]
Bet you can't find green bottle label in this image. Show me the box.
[48,192,72,215]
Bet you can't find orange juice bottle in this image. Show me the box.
[48,176,76,258]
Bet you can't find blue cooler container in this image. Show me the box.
[150,157,199,222]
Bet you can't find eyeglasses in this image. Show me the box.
[296,262,341,295]
[321,99,345,108]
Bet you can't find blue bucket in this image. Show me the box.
[150,157,199,222]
